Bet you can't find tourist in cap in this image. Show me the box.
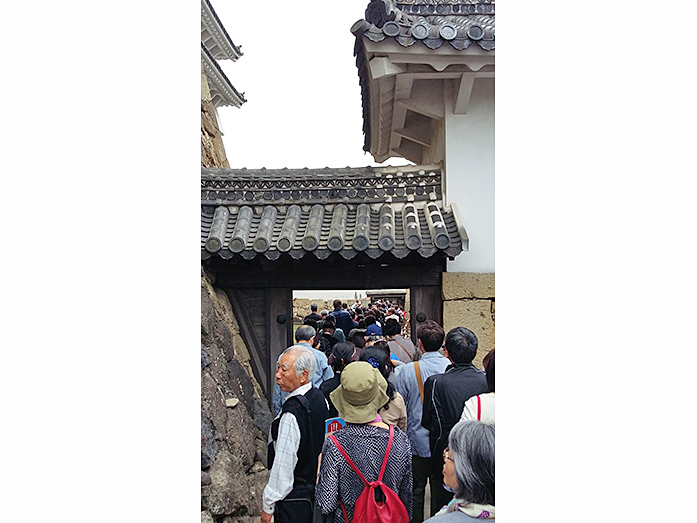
[315,362,413,522]
[262,346,330,523]
[359,346,407,433]
[320,341,360,418]
[425,420,495,522]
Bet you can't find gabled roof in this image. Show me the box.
[201,45,246,108]
[201,165,468,262]
[201,0,242,60]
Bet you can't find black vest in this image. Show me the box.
[268,386,328,489]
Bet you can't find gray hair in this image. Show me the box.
[295,324,316,343]
[283,346,317,379]
[449,420,495,505]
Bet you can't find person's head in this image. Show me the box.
[310,303,318,312]
[275,346,316,393]
[295,324,316,344]
[329,361,389,423]
[303,318,319,332]
[383,318,401,337]
[360,345,395,380]
[320,320,335,334]
[417,320,445,352]
[444,327,478,364]
[333,299,342,310]
[327,341,358,373]
[348,329,367,349]
[349,308,356,319]
[364,335,383,346]
[483,349,495,392]
[320,309,329,318]
[342,302,348,310]
[443,420,495,506]
[365,315,377,326]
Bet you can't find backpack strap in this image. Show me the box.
[377,424,394,482]
[328,433,368,486]
[477,395,481,421]
[329,425,396,523]
[414,361,425,403]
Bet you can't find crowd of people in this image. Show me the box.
[260,299,495,523]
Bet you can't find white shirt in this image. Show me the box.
[262,382,311,514]
[460,392,495,425]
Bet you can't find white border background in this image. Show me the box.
[2,0,696,521]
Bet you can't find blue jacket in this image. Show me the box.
[329,308,357,338]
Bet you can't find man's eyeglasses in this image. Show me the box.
[443,447,454,462]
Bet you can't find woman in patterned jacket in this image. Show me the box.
[315,361,413,522]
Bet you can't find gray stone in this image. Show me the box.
[206,450,250,517]
[201,511,214,523]
[228,358,255,414]
[201,410,217,470]
[201,371,227,437]
[253,397,274,440]
[201,471,212,486]
[225,400,257,471]
[201,345,211,369]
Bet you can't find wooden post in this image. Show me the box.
[410,285,443,343]
[266,288,293,407]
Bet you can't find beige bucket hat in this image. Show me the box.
[330,361,389,424]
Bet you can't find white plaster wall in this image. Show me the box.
[444,77,495,273]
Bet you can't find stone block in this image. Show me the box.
[206,450,250,517]
[225,400,257,471]
[201,511,214,523]
[442,272,495,301]
[443,300,495,370]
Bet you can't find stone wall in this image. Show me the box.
[292,298,333,324]
[201,267,273,523]
[442,273,495,370]
[201,62,230,169]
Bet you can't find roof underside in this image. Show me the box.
[201,165,468,262]
[353,0,494,154]
[201,0,242,60]
[201,45,246,107]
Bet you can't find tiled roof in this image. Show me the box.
[356,0,494,52]
[201,165,468,262]
[352,0,494,155]
[201,45,246,107]
[201,0,242,60]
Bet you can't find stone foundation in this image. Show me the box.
[201,267,270,522]
[442,273,495,370]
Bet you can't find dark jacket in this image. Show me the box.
[304,312,322,323]
[269,386,329,489]
[329,308,357,338]
[421,363,488,459]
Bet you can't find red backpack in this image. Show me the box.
[328,425,409,523]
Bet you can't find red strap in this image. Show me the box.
[329,433,368,485]
[329,425,395,521]
[477,395,481,421]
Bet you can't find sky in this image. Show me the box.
[211,0,412,170]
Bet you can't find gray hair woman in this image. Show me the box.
[425,420,495,522]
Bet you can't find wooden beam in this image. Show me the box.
[396,79,444,120]
[369,56,405,80]
[454,73,477,115]
[226,289,268,399]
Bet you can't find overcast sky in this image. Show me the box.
[211,0,411,170]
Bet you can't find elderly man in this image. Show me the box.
[262,346,329,523]
[272,325,334,415]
